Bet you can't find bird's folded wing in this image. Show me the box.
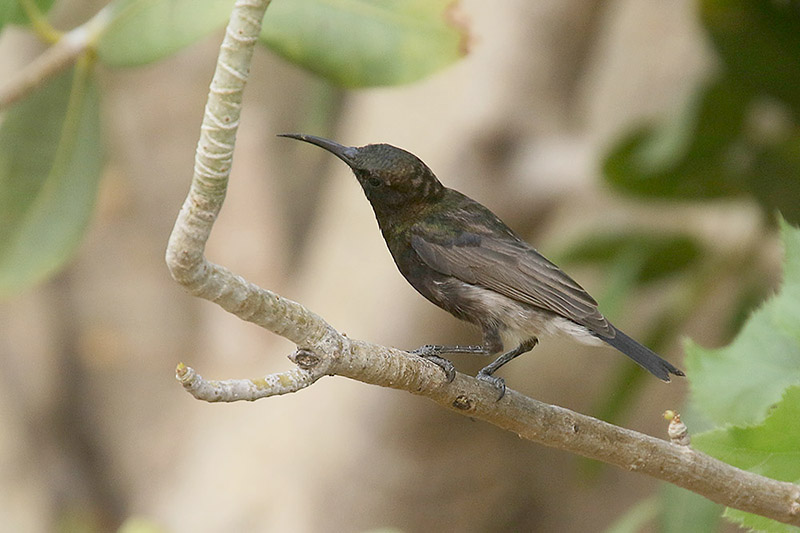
[411,231,613,337]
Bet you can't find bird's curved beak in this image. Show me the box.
[279,133,358,167]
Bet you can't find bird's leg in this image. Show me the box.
[477,337,538,400]
[409,344,489,382]
[412,344,489,355]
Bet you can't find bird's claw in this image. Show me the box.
[409,349,456,382]
[427,355,456,382]
[477,371,506,400]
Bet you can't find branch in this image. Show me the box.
[0,6,111,110]
[165,0,800,527]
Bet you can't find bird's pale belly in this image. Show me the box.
[431,278,604,353]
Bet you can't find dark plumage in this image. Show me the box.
[281,133,684,397]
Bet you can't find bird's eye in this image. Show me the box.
[367,177,382,187]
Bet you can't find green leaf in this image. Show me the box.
[693,386,800,533]
[724,508,800,533]
[259,0,468,87]
[96,0,236,66]
[0,0,56,29]
[701,0,800,115]
[685,219,800,426]
[0,64,104,298]
[603,74,753,199]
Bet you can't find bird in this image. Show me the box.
[280,133,684,398]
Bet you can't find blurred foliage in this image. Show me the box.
[604,0,800,225]
[97,0,467,85]
[702,0,800,114]
[0,62,102,298]
[558,231,702,289]
[96,0,238,65]
[259,0,467,88]
[0,0,467,297]
[0,0,56,30]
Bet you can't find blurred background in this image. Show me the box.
[1,0,796,531]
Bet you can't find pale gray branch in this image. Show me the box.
[165,0,800,528]
[176,362,321,402]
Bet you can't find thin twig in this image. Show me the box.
[165,0,800,527]
[176,362,321,401]
[0,6,111,110]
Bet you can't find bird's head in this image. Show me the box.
[280,134,444,210]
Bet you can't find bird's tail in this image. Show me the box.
[601,326,684,381]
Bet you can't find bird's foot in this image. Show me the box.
[408,346,457,382]
[476,370,506,400]
[422,354,456,382]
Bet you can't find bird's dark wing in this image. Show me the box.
[410,222,613,337]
